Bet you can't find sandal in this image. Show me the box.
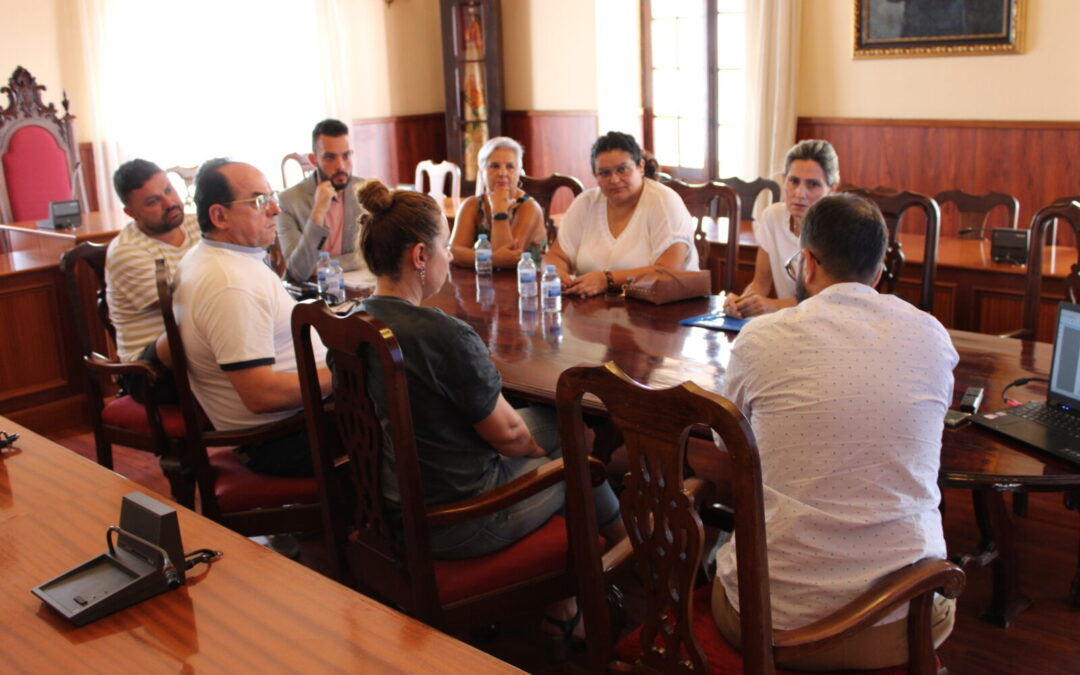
[543,607,583,641]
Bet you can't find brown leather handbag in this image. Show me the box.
[624,269,712,304]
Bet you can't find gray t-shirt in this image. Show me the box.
[360,295,503,507]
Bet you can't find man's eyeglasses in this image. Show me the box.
[227,192,279,212]
[595,163,637,181]
[784,248,821,281]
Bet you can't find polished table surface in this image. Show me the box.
[424,267,1080,623]
[0,416,519,673]
[425,267,1078,479]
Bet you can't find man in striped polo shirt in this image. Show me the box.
[105,159,200,403]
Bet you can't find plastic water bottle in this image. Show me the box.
[541,265,561,313]
[517,253,537,297]
[474,234,493,275]
[329,259,346,304]
[316,251,332,296]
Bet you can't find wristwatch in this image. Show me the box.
[492,212,510,221]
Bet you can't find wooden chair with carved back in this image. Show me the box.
[0,65,87,223]
[59,242,195,506]
[280,152,314,190]
[934,189,1019,239]
[661,178,741,294]
[154,260,321,534]
[718,175,781,228]
[558,362,966,675]
[291,300,614,631]
[1003,198,1080,340]
[842,186,941,313]
[520,172,585,245]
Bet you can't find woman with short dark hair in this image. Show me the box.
[544,131,698,297]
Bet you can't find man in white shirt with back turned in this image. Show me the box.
[712,192,958,670]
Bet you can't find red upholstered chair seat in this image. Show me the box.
[434,515,572,605]
[208,447,319,513]
[616,586,929,675]
[101,395,199,437]
[3,125,71,221]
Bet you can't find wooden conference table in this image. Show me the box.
[424,266,1080,626]
[0,417,519,673]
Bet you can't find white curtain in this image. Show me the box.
[743,0,801,182]
[314,0,353,125]
[75,0,123,214]
[74,0,347,202]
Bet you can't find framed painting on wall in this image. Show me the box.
[854,0,1024,58]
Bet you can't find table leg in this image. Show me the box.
[975,490,1032,627]
[1067,490,1080,608]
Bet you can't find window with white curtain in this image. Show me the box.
[642,0,746,181]
[98,0,326,188]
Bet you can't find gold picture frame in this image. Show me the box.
[854,0,1024,58]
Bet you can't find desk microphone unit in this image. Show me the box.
[990,228,1029,265]
[36,199,82,230]
[32,492,185,626]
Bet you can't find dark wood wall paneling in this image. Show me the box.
[350,113,446,188]
[349,109,598,212]
[796,117,1080,245]
[504,110,598,213]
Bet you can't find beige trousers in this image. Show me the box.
[710,580,955,671]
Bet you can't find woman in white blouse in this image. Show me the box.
[544,132,698,296]
[722,139,839,318]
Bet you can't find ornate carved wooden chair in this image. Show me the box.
[280,152,314,190]
[0,66,86,223]
[557,362,965,675]
[155,260,320,534]
[842,186,941,313]
[520,172,584,245]
[291,300,611,630]
[661,178,741,294]
[1004,198,1080,340]
[415,159,462,201]
[59,243,194,506]
[934,189,1019,239]
[718,175,780,227]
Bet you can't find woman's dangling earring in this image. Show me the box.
[419,264,427,287]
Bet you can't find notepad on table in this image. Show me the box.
[680,310,749,332]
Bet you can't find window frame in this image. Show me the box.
[640,0,722,183]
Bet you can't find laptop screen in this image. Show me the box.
[1048,301,1080,409]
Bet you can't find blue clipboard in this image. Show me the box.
[680,310,749,332]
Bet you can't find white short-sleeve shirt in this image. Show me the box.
[715,283,958,630]
[751,202,800,299]
[557,179,699,273]
[173,239,326,432]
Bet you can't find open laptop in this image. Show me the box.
[970,301,1080,468]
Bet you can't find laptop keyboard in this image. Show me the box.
[1008,401,1080,465]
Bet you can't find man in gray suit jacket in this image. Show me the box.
[277,119,368,282]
